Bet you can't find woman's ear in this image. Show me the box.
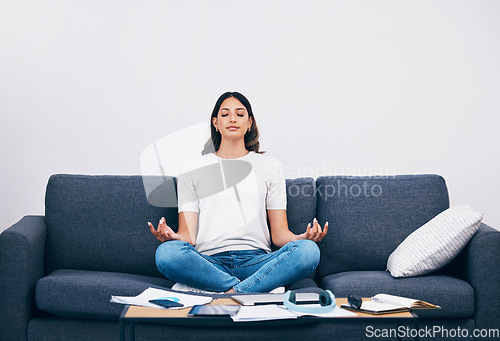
[212,117,218,131]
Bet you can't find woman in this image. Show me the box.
[148,91,328,293]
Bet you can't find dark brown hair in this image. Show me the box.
[202,92,264,155]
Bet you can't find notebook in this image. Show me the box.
[341,293,440,315]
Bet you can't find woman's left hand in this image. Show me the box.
[296,218,328,243]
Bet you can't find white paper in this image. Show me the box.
[110,287,212,309]
[371,293,440,309]
[372,294,416,307]
[231,304,299,322]
[282,305,358,318]
[231,304,357,322]
[360,300,405,312]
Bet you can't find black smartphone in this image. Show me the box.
[187,305,241,317]
[149,298,184,308]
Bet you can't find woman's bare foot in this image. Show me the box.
[225,288,236,294]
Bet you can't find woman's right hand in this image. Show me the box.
[148,217,180,242]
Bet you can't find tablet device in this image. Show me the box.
[187,305,241,317]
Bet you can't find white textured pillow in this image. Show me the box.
[387,205,482,278]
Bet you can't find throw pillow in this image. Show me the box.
[387,205,482,278]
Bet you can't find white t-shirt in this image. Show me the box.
[177,151,287,255]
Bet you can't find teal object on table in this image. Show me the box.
[284,290,336,314]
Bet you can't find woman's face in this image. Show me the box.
[213,97,252,140]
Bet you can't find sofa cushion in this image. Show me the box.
[36,269,320,321]
[279,178,317,280]
[36,269,175,320]
[286,277,319,290]
[283,177,317,243]
[45,175,177,277]
[387,205,482,277]
[315,175,449,277]
[321,271,474,318]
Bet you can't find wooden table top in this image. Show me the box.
[123,297,415,319]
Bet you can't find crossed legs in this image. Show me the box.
[155,240,320,293]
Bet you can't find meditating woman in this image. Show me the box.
[148,91,328,293]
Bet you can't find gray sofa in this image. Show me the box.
[1,174,499,341]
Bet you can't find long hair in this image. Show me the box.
[202,92,264,155]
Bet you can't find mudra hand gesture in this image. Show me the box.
[148,217,180,242]
[296,218,328,243]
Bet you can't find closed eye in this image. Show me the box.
[219,107,246,117]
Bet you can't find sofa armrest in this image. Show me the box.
[0,216,46,341]
[461,222,500,330]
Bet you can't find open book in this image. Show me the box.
[341,293,441,315]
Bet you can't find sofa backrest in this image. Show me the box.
[45,175,177,277]
[280,178,317,246]
[315,175,449,278]
[44,174,317,278]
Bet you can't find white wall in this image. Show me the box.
[1,0,499,233]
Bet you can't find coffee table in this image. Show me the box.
[119,297,418,341]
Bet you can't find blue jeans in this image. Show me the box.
[155,239,320,293]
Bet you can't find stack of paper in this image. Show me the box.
[286,305,358,318]
[110,287,212,309]
[231,304,357,322]
[231,305,298,322]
